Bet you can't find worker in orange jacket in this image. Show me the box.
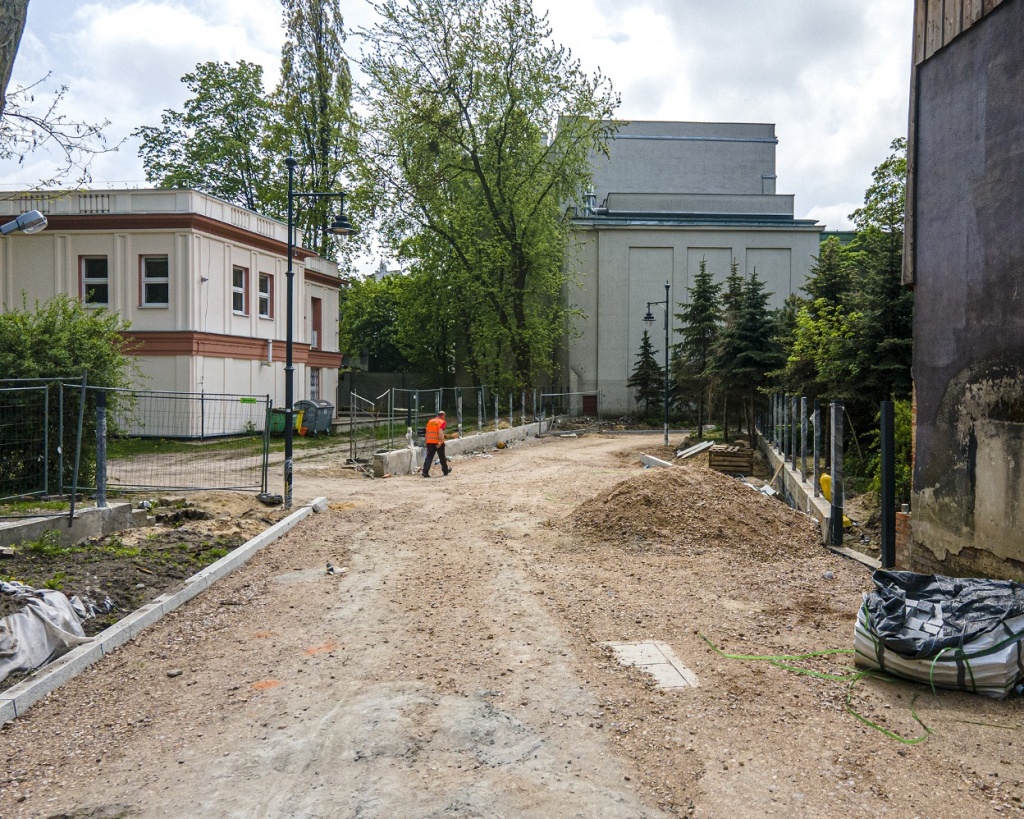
[422,410,452,477]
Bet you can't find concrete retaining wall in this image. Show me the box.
[756,432,879,569]
[0,502,149,549]
[373,420,550,477]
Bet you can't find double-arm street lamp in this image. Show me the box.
[643,280,671,447]
[284,156,355,508]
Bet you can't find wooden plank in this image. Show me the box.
[914,0,928,65]
[984,0,1005,12]
[944,0,963,45]
[963,0,984,27]
[925,0,944,59]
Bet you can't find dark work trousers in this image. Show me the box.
[422,442,449,476]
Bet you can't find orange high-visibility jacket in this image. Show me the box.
[425,417,446,445]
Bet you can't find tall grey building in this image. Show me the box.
[564,120,823,416]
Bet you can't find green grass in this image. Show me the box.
[0,498,71,515]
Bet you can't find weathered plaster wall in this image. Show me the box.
[910,0,1024,578]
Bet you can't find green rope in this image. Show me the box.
[844,670,933,745]
[700,633,934,744]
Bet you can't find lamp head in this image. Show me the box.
[329,213,356,236]
[643,308,655,324]
[1,210,47,236]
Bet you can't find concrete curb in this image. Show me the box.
[0,497,326,724]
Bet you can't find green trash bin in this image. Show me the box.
[269,408,304,434]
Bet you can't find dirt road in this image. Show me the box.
[1,434,1022,817]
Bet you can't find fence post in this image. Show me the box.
[58,382,65,495]
[790,396,798,470]
[800,396,808,482]
[509,392,513,430]
[96,389,108,508]
[69,371,87,526]
[521,390,526,426]
[813,399,821,498]
[880,400,896,568]
[478,389,483,433]
[830,400,844,546]
[200,390,205,442]
[494,394,499,432]
[457,390,464,438]
[783,395,790,463]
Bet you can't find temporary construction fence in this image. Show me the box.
[101,388,271,493]
[0,380,272,513]
[344,385,548,465]
[0,376,91,514]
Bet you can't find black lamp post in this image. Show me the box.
[284,156,355,508]
[643,280,671,447]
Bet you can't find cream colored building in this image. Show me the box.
[0,189,341,410]
[566,121,824,415]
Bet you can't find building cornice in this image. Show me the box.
[44,213,320,261]
[123,330,342,368]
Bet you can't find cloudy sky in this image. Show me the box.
[3,0,913,233]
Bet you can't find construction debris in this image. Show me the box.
[708,444,754,474]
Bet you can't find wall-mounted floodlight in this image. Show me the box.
[0,210,48,236]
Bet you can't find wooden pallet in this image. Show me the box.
[708,445,754,473]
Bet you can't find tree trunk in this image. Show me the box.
[0,0,30,119]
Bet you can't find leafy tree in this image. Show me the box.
[355,0,618,391]
[337,275,412,372]
[783,298,860,399]
[845,137,912,415]
[0,294,137,386]
[276,0,354,258]
[0,294,140,490]
[627,330,664,416]
[672,257,721,438]
[135,61,279,213]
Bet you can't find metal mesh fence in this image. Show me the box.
[0,385,49,502]
[100,388,271,492]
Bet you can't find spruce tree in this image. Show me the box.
[627,330,665,417]
[673,258,721,438]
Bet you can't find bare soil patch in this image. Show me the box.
[0,494,290,643]
[0,435,1021,818]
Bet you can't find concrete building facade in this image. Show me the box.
[903,0,1024,580]
[565,121,823,416]
[0,189,342,410]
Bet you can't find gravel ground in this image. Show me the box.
[1,432,1022,818]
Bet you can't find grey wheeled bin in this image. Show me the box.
[295,399,334,435]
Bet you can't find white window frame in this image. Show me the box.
[258,272,273,319]
[232,265,249,315]
[140,255,169,307]
[80,256,109,307]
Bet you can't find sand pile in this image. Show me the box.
[564,463,821,561]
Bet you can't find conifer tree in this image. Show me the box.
[627,330,665,417]
[673,258,721,438]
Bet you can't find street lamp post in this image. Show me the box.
[643,280,671,447]
[284,157,355,508]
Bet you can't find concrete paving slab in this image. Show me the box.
[603,640,700,690]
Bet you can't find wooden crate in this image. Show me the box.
[708,445,754,474]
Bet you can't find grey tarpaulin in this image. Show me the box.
[0,581,96,686]
[854,570,1024,698]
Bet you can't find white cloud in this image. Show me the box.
[3,0,913,221]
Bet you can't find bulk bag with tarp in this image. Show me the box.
[854,570,1024,699]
